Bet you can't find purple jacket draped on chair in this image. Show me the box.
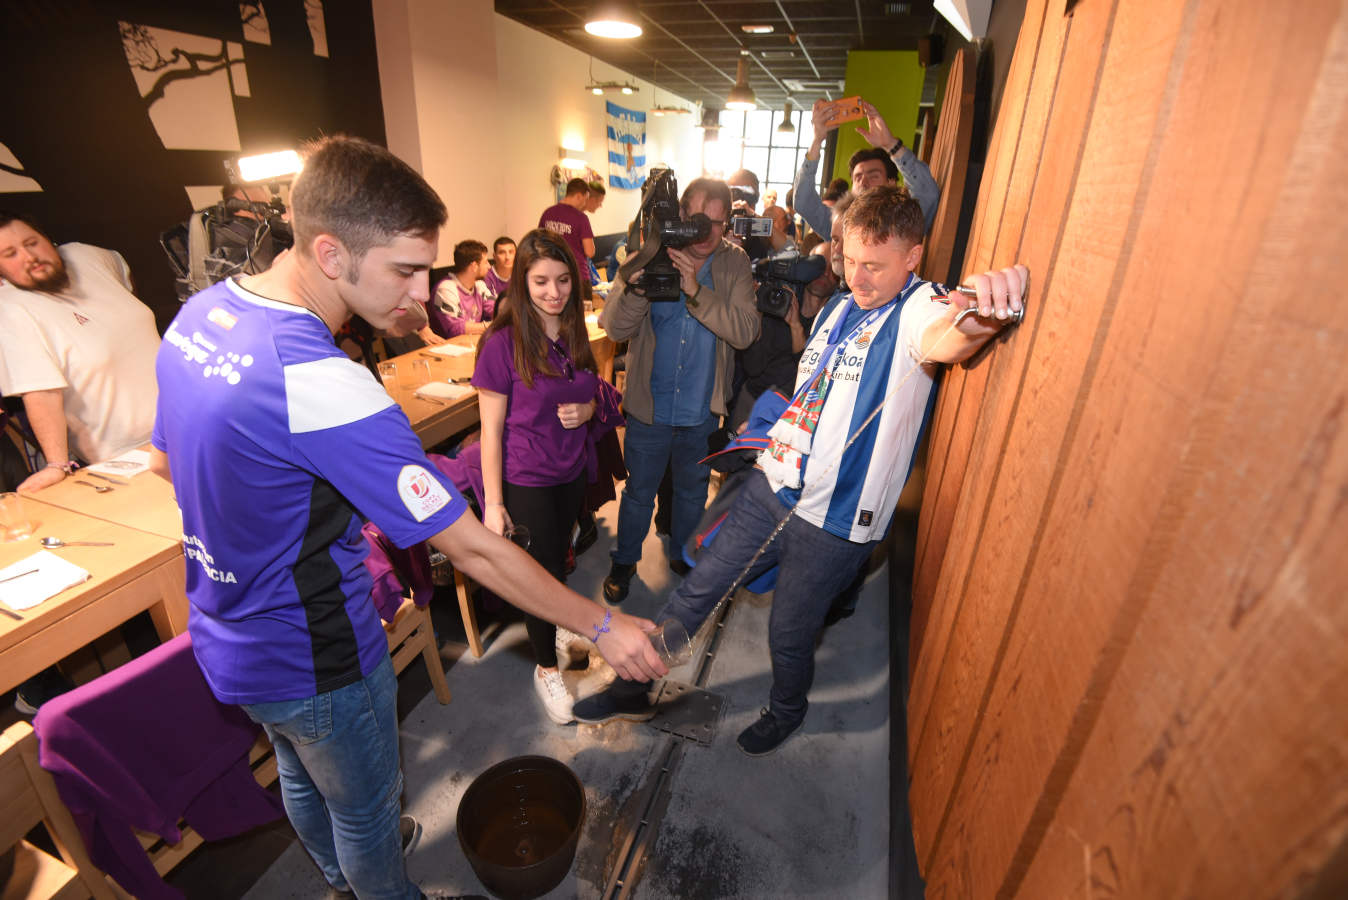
[33,632,283,900]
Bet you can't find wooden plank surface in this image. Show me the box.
[907,0,1348,895]
[28,465,183,542]
[0,505,182,695]
[920,47,976,286]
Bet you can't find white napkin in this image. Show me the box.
[85,448,152,477]
[414,381,475,401]
[423,342,475,357]
[0,550,92,611]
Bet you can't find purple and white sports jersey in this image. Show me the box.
[153,278,468,704]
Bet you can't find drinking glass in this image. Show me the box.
[649,618,692,667]
[502,524,531,551]
[377,361,398,391]
[412,359,432,385]
[0,492,34,542]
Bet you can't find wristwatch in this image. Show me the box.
[888,138,905,155]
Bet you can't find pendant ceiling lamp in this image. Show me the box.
[585,1,642,39]
[777,101,795,132]
[726,56,756,111]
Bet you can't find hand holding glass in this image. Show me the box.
[649,618,692,667]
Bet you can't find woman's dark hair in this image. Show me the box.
[477,229,596,389]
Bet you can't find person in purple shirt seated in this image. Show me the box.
[472,229,620,724]
[150,136,666,900]
[430,239,494,337]
[482,235,515,299]
[539,178,595,272]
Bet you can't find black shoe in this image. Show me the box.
[603,561,635,605]
[14,667,75,717]
[401,815,423,856]
[574,517,599,556]
[669,557,691,577]
[573,679,655,723]
[736,708,803,756]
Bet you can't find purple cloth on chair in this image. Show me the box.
[361,520,435,622]
[33,632,283,900]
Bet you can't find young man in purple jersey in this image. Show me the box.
[150,136,665,899]
[575,186,1025,757]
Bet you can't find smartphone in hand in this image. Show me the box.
[820,96,865,126]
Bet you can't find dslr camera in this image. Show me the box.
[617,168,713,301]
[752,250,828,319]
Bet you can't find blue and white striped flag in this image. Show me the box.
[606,101,646,190]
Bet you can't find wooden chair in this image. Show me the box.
[384,595,452,703]
[122,603,448,889]
[453,569,485,658]
[0,721,116,900]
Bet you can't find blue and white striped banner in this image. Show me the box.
[606,101,646,190]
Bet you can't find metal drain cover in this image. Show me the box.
[647,681,725,745]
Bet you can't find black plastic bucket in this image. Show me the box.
[456,755,587,899]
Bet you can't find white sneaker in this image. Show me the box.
[555,627,589,669]
[534,666,574,725]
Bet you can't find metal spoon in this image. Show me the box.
[40,536,114,549]
[74,480,112,493]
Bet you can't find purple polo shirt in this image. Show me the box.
[483,266,509,299]
[472,326,600,486]
[538,203,594,267]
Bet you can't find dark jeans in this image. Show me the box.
[613,413,718,565]
[658,469,876,726]
[505,473,587,668]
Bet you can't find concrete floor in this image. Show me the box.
[191,491,892,899]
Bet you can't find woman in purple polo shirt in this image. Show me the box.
[473,229,619,724]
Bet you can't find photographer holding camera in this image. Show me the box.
[599,176,760,603]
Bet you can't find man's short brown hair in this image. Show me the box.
[565,178,591,197]
[841,185,924,247]
[290,135,446,265]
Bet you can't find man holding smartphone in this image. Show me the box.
[793,98,941,239]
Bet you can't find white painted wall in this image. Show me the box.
[372,0,703,264]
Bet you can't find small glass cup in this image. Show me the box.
[503,524,531,551]
[649,618,692,667]
[411,359,432,385]
[377,361,398,391]
[0,492,34,543]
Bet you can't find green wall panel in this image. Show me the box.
[832,50,926,184]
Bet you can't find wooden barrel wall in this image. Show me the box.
[908,0,1348,896]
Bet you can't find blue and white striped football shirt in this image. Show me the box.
[765,275,948,542]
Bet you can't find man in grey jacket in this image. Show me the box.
[794,98,940,238]
[599,177,760,603]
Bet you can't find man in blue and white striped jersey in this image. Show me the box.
[576,185,1027,756]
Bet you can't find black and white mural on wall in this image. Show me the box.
[1,0,384,329]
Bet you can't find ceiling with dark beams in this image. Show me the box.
[495,1,949,112]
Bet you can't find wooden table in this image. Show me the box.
[28,469,184,542]
[0,504,187,696]
[386,324,616,447]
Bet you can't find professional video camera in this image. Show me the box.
[160,195,293,302]
[617,167,713,301]
[752,250,828,318]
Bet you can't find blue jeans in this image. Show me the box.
[613,413,719,565]
[660,470,877,726]
[242,654,418,899]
